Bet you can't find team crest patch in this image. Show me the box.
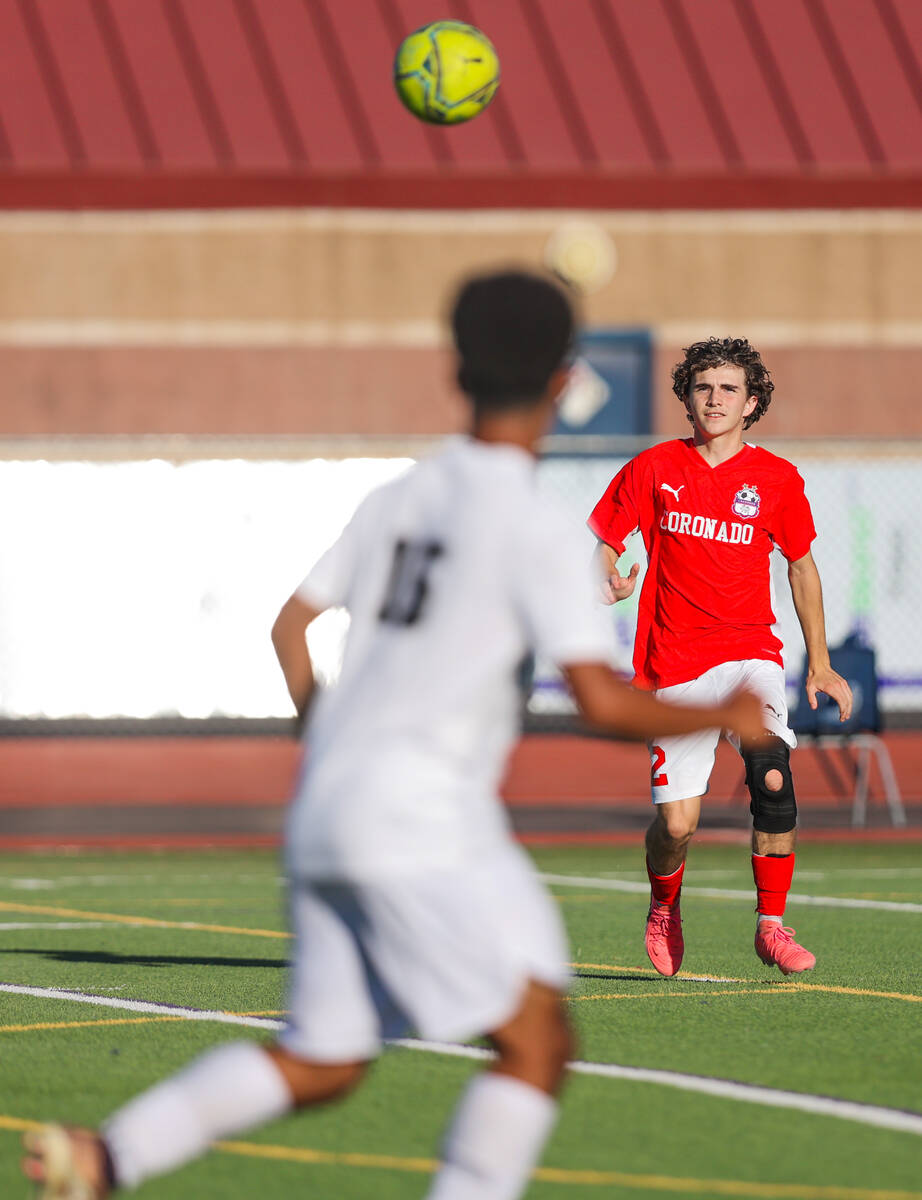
[731,483,761,519]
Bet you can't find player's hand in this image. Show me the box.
[806,665,853,723]
[722,688,766,745]
[600,562,639,605]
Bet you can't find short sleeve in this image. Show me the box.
[516,503,617,667]
[771,469,816,561]
[295,496,373,611]
[587,457,641,554]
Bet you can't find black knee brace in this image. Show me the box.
[744,736,797,834]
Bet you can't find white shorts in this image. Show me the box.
[648,660,796,805]
[279,843,570,1063]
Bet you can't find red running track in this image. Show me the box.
[0,733,918,848]
[2,733,920,806]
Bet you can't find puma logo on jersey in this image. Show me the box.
[660,483,685,501]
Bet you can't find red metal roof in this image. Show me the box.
[1,0,921,208]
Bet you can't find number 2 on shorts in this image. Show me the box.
[651,744,669,787]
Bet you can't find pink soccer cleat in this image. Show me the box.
[645,901,684,977]
[755,923,816,975]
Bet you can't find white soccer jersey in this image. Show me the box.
[286,436,615,881]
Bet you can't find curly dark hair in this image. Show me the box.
[671,337,773,430]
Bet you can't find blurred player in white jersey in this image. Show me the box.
[24,274,763,1200]
[589,337,853,980]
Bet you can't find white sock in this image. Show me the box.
[758,914,783,926]
[426,1072,558,1200]
[103,1041,292,1188]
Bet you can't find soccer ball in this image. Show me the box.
[393,21,500,125]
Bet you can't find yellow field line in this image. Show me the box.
[0,991,800,1022]
[532,1166,922,1199]
[0,900,289,940]
[0,1116,44,1133]
[572,963,922,1004]
[787,982,922,1003]
[574,961,748,982]
[0,1016,187,1034]
[573,988,800,1002]
[218,1138,436,1174]
[1,1118,918,1197]
[0,913,915,1002]
[0,1009,288,1034]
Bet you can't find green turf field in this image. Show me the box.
[1,843,920,1199]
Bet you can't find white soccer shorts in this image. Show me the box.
[279,843,570,1063]
[647,659,796,805]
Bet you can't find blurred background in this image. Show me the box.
[0,0,920,842]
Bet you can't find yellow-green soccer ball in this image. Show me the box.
[394,20,500,125]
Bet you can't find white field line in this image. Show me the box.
[0,922,107,931]
[5,867,918,889]
[0,983,284,1031]
[4,876,158,890]
[539,874,922,914]
[3,983,920,1137]
[0,874,282,890]
[3,867,916,893]
[588,868,922,881]
[390,1039,922,1137]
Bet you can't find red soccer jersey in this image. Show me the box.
[588,438,816,689]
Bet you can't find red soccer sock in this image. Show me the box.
[751,852,795,920]
[646,857,685,908]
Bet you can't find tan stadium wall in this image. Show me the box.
[0,345,464,435]
[651,346,922,440]
[1,210,921,437]
[3,343,921,439]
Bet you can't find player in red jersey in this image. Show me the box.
[588,337,853,978]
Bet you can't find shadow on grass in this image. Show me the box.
[3,948,288,970]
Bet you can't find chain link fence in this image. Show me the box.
[538,438,922,723]
[0,436,918,729]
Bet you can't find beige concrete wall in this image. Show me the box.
[4,342,920,438]
[1,210,921,436]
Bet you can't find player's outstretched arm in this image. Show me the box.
[271,592,326,723]
[787,550,853,722]
[594,540,640,605]
[563,662,765,744]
